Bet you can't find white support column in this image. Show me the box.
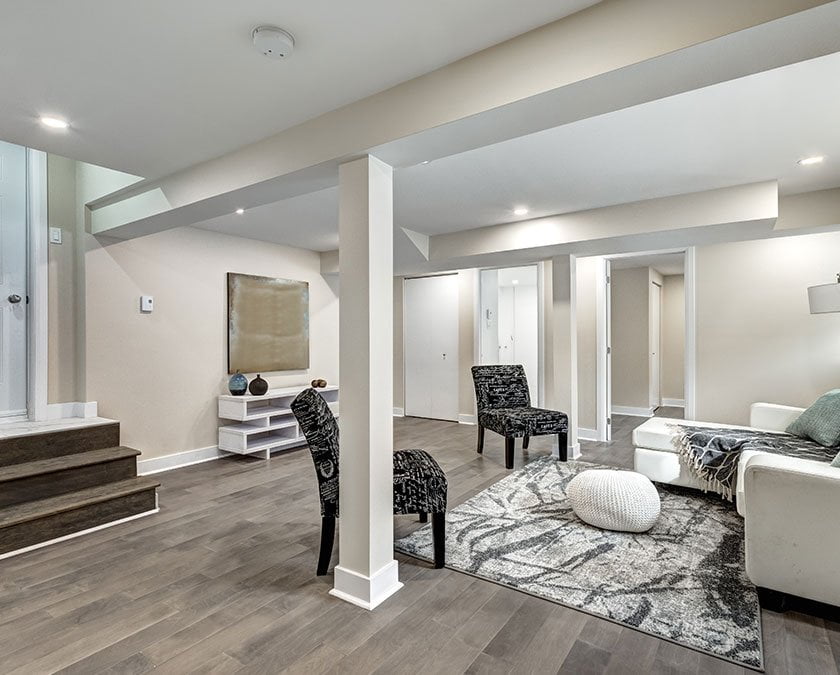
[332,155,402,610]
[551,255,580,459]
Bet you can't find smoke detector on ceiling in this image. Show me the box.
[252,26,295,59]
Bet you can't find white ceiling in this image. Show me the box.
[610,253,684,276]
[194,51,840,251]
[0,0,599,178]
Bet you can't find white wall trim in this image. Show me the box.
[458,413,476,425]
[330,560,404,611]
[27,149,49,423]
[138,445,225,475]
[393,407,405,417]
[46,401,99,420]
[0,507,158,561]
[612,405,655,418]
[578,427,599,441]
[661,398,685,408]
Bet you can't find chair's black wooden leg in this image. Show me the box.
[317,516,336,576]
[505,436,515,469]
[476,426,485,454]
[523,435,530,449]
[432,512,446,569]
[557,432,568,462]
[418,511,428,523]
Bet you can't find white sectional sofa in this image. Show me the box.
[632,403,804,515]
[633,403,840,608]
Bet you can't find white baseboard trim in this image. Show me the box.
[393,407,405,417]
[138,445,225,475]
[0,508,159,561]
[612,406,655,418]
[330,560,404,610]
[46,401,98,420]
[661,398,685,408]
[577,427,598,442]
[458,414,476,425]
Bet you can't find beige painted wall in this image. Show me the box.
[575,257,599,431]
[84,226,338,460]
[47,155,79,403]
[393,276,405,414]
[610,267,650,409]
[661,274,685,402]
[393,270,477,420]
[695,230,840,424]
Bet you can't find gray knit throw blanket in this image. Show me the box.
[670,425,836,500]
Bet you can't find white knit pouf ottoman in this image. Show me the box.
[566,470,660,533]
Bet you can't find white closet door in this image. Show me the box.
[404,274,459,421]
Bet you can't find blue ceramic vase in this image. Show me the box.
[228,371,248,396]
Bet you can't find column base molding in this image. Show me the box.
[330,560,403,610]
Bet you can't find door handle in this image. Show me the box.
[8,294,21,304]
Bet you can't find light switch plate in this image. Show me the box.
[140,295,154,313]
[49,227,63,244]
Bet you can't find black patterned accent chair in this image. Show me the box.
[291,388,447,575]
[471,365,569,469]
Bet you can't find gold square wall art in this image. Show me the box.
[227,273,310,373]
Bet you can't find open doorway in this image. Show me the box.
[478,265,540,404]
[606,252,687,434]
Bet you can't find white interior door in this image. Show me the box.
[650,281,662,409]
[0,141,28,418]
[404,274,459,421]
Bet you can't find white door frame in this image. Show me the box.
[26,149,49,422]
[597,247,696,438]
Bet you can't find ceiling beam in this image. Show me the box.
[88,0,837,239]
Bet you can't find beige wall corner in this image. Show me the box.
[575,257,599,430]
[458,270,478,419]
[661,275,686,402]
[84,226,338,461]
[47,154,79,404]
[393,276,405,413]
[611,267,650,409]
[695,230,840,424]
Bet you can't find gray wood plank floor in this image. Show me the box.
[0,411,837,674]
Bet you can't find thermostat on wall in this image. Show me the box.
[140,296,154,313]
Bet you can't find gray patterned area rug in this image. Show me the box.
[395,457,763,670]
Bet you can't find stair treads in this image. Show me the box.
[0,446,141,483]
[0,422,121,466]
[0,477,160,529]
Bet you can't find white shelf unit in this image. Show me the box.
[218,385,339,459]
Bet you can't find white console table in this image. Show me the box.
[218,384,339,459]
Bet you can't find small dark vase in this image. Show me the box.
[228,371,248,396]
[249,374,269,396]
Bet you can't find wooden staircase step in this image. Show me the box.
[0,446,140,482]
[0,447,142,508]
[0,422,121,467]
[0,477,160,556]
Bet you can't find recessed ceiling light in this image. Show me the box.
[40,116,69,130]
[513,207,529,216]
[511,279,519,285]
[235,208,245,215]
[420,160,430,165]
[798,156,825,166]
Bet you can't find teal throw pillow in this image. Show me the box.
[787,389,840,448]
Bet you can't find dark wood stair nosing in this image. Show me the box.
[0,477,161,530]
[0,446,141,483]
